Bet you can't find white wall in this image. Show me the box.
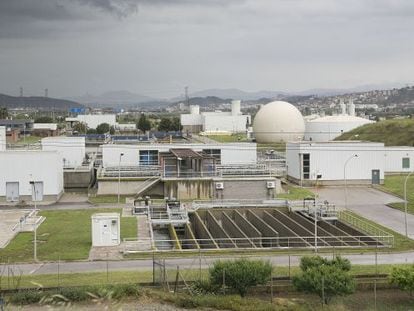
[0,151,64,197]
[71,114,117,129]
[203,115,250,133]
[33,123,58,130]
[305,119,374,142]
[41,136,86,167]
[0,126,5,151]
[102,143,257,167]
[180,114,203,126]
[286,142,385,182]
[384,147,414,173]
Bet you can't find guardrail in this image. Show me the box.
[338,210,394,246]
[191,199,289,210]
[123,234,393,253]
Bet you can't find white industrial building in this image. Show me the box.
[286,141,414,185]
[0,150,64,202]
[180,100,251,134]
[304,100,374,142]
[0,126,5,151]
[41,136,86,168]
[66,114,117,130]
[253,101,305,143]
[102,142,257,167]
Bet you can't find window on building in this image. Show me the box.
[403,157,410,169]
[202,149,221,164]
[139,150,159,166]
[303,153,310,179]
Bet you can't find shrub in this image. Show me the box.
[191,279,220,295]
[209,259,272,297]
[390,265,414,295]
[293,256,355,304]
[8,290,43,304]
[58,287,89,301]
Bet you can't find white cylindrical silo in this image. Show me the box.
[231,100,241,116]
[349,99,355,116]
[340,100,346,115]
[190,105,200,115]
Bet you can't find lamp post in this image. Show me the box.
[343,154,358,210]
[314,173,321,253]
[29,180,37,262]
[117,153,124,205]
[404,171,414,237]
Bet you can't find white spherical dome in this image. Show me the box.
[253,101,305,143]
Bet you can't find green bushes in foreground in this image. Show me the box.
[7,283,141,305]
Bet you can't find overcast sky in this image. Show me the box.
[1,0,414,99]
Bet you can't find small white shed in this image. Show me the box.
[91,213,121,247]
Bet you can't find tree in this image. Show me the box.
[137,113,151,133]
[390,265,414,295]
[96,123,110,134]
[72,122,87,133]
[209,259,272,297]
[34,116,53,123]
[293,256,355,304]
[158,117,172,131]
[109,126,115,135]
[0,107,8,119]
[172,117,182,131]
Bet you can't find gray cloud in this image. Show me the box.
[1,0,414,97]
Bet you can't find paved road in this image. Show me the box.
[4,251,414,276]
[316,186,414,238]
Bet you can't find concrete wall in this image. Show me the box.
[214,179,278,200]
[0,150,64,201]
[42,136,86,167]
[64,169,94,189]
[164,180,212,200]
[231,211,262,247]
[77,114,117,129]
[221,213,253,248]
[97,178,164,196]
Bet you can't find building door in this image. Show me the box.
[31,181,44,201]
[6,182,19,202]
[371,170,380,184]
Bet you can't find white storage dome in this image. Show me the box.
[305,115,374,142]
[253,101,305,143]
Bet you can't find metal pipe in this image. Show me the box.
[404,171,414,237]
[117,153,124,205]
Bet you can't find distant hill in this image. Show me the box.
[188,88,286,101]
[335,119,414,146]
[66,90,162,108]
[0,94,83,111]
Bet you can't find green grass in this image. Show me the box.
[13,135,42,144]
[206,134,249,143]
[0,263,411,290]
[0,208,137,262]
[278,185,314,200]
[335,118,414,146]
[343,210,414,251]
[89,195,128,204]
[378,174,414,214]
[257,142,286,152]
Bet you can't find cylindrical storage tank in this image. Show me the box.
[349,100,355,116]
[253,101,305,143]
[190,105,200,115]
[340,100,346,115]
[304,115,374,142]
[231,100,241,116]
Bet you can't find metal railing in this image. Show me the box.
[191,199,289,210]
[338,210,393,246]
[123,235,393,253]
[99,165,161,178]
